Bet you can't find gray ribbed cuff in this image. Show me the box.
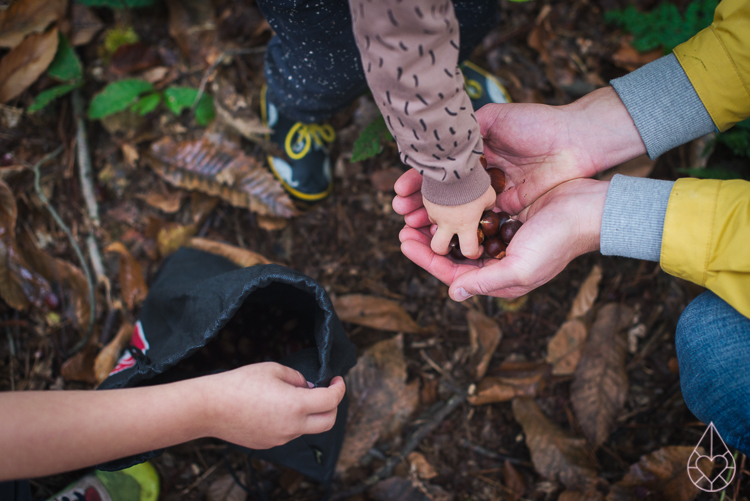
[611,54,716,159]
[601,174,674,261]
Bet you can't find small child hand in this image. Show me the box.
[198,362,346,450]
[423,185,497,259]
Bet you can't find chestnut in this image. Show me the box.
[449,235,464,260]
[500,219,522,245]
[483,237,507,259]
[488,168,506,193]
[480,210,500,237]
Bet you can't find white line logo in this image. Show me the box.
[687,422,735,492]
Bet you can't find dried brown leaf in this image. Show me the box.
[137,190,184,214]
[188,237,275,268]
[94,321,134,385]
[568,264,602,320]
[0,0,66,48]
[467,309,502,380]
[165,0,216,66]
[546,319,588,376]
[607,446,710,501]
[559,489,604,501]
[109,42,162,76]
[408,452,438,480]
[157,222,197,257]
[571,303,633,448]
[332,294,424,333]
[370,167,403,192]
[467,374,542,405]
[206,474,247,501]
[611,36,662,72]
[512,397,599,490]
[599,154,656,182]
[61,344,98,383]
[256,215,289,231]
[503,460,526,501]
[338,334,420,474]
[215,98,272,138]
[105,242,148,310]
[146,137,298,218]
[69,4,103,46]
[0,27,59,103]
[368,477,430,501]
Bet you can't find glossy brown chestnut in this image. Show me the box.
[483,237,507,259]
[449,234,464,260]
[500,219,523,245]
[480,210,500,237]
[488,168,506,193]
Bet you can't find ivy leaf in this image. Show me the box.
[130,91,161,116]
[194,93,215,126]
[75,0,157,8]
[351,115,393,162]
[47,33,82,82]
[88,78,153,119]
[163,86,214,125]
[28,82,81,112]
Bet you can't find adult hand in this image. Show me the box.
[478,86,645,215]
[200,362,346,449]
[423,185,496,259]
[398,179,609,302]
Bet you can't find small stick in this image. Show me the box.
[29,146,96,355]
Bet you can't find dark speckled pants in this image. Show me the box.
[256,0,499,123]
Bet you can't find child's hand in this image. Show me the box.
[422,185,496,259]
[198,362,346,450]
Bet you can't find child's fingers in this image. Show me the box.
[457,229,483,260]
[304,409,338,435]
[430,227,454,256]
[393,168,422,197]
[272,364,309,389]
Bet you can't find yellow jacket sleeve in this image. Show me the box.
[673,0,750,131]
[661,178,750,318]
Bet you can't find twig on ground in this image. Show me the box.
[72,91,100,227]
[29,146,96,355]
[330,392,465,500]
[178,461,221,496]
[458,439,528,466]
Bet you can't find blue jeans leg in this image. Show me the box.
[676,290,750,455]
[256,0,499,123]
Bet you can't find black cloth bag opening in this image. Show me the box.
[97,248,357,486]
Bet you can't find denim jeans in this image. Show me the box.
[255,0,499,123]
[676,291,750,455]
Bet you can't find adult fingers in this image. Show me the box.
[393,168,422,197]
[430,226,454,256]
[448,256,523,301]
[392,191,424,216]
[403,207,430,229]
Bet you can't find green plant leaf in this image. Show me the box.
[677,167,745,180]
[48,33,83,82]
[194,94,215,126]
[351,115,393,162]
[102,27,139,57]
[76,0,157,8]
[163,86,199,115]
[130,92,162,116]
[28,83,81,112]
[88,79,154,119]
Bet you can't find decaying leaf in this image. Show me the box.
[61,344,98,384]
[206,473,247,501]
[368,477,430,501]
[467,373,542,405]
[546,319,588,376]
[69,4,104,46]
[568,264,602,320]
[188,237,275,268]
[157,222,197,257]
[559,489,604,501]
[332,294,424,333]
[467,309,502,380]
[338,334,420,474]
[512,398,600,491]
[94,321,134,385]
[598,155,656,182]
[109,42,162,76]
[214,97,272,139]
[0,27,59,103]
[611,36,662,72]
[0,0,66,48]
[607,446,710,501]
[503,460,527,501]
[408,452,438,480]
[571,303,633,448]
[136,190,184,214]
[146,137,298,218]
[105,242,148,310]
[165,0,217,66]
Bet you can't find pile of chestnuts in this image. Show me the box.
[448,158,523,261]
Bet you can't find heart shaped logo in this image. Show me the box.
[687,422,735,492]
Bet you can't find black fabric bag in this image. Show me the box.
[97,247,357,486]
